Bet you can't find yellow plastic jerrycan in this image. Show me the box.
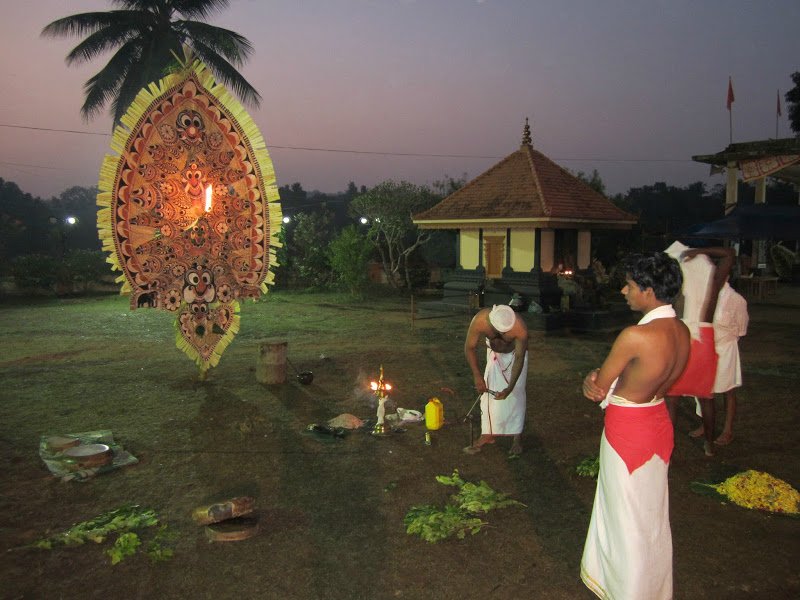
[425,397,444,430]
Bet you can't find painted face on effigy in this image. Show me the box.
[176,109,205,147]
[183,265,216,306]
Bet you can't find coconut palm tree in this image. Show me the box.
[42,0,260,126]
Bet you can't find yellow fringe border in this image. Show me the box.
[173,300,241,372]
[96,60,282,295]
[96,59,282,369]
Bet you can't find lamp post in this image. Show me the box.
[63,216,78,257]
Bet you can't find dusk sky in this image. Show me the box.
[1,0,798,200]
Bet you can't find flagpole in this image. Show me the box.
[727,77,735,144]
[729,109,733,144]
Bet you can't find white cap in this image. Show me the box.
[489,304,515,333]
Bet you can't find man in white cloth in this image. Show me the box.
[464,304,528,456]
[581,252,690,600]
[665,242,734,456]
[684,248,749,446]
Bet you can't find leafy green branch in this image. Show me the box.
[576,455,600,478]
[404,470,525,543]
[31,504,174,564]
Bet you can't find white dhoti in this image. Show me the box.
[480,346,527,436]
[712,282,748,394]
[581,395,674,600]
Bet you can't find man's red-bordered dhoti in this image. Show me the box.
[581,395,674,600]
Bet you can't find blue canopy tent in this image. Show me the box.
[682,204,800,240]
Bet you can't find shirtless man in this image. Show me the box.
[580,252,690,600]
[464,304,528,455]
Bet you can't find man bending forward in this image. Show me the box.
[464,304,528,456]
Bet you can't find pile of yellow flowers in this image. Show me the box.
[713,470,800,515]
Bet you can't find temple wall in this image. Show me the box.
[459,230,480,269]
[510,230,535,271]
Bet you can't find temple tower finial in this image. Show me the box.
[521,117,532,147]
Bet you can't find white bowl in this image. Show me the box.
[63,443,113,467]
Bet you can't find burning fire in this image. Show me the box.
[369,365,393,396]
[370,381,392,392]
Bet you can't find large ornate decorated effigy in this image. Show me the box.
[97,59,281,375]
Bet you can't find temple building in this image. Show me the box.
[692,137,800,270]
[412,119,636,311]
[692,137,800,212]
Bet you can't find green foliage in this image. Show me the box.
[291,211,335,287]
[404,504,486,542]
[430,173,467,198]
[11,254,59,289]
[351,180,439,290]
[107,532,141,565]
[436,470,525,513]
[571,168,607,196]
[1,179,52,264]
[576,455,600,478]
[273,226,290,289]
[42,1,260,125]
[65,250,108,291]
[145,525,176,562]
[33,504,168,564]
[786,72,800,136]
[11,250,108,293]
[329,225,373,297]
[404,470,524,543]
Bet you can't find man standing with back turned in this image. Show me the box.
[581,252,690,600]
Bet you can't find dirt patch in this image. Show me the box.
[0,293,798,599]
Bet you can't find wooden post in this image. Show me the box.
[256,339,288,384]
[411,294,415,330]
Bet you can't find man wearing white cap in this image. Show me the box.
[464,304,529,455]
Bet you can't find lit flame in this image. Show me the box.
[204,185,213,212]
[369,364,393,398]
[369,381,393,392]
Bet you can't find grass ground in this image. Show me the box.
[1,290,798,599]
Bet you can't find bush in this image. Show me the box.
[11,254,59,290]
[11,251,108,293]
[65,250,108,292]
[329,226,373,297]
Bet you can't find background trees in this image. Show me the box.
[42,0,259,124]
[786,71,800,136]
[2,172,793,295]
[350,180,439,290]
[329,226,373,298]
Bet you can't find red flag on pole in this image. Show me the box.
[777,90,782,116]
[726,77,735,111]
